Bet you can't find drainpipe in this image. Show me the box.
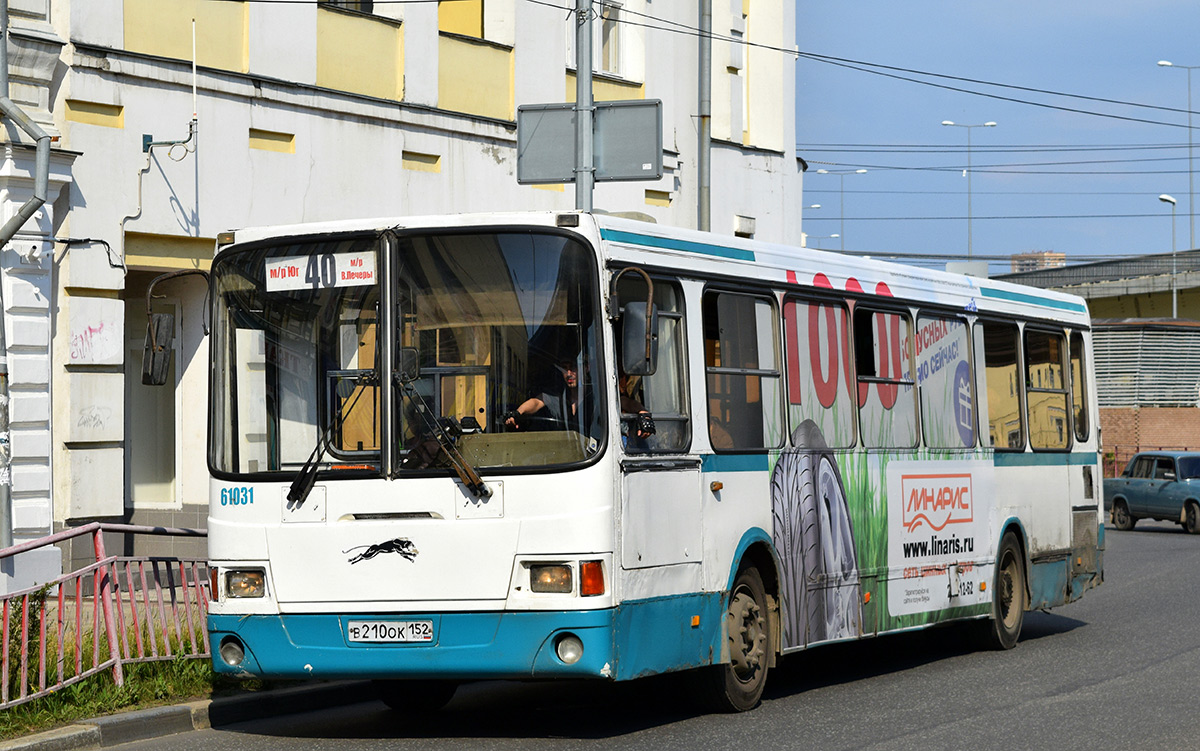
[698,0,711,232]
[0,0,53,548]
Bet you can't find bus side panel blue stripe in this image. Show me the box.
[600,228,756,261]
[701,453,770,472]
[1028,559,1069,610]
[979,286,1088,313]
[993,452,1097,468]
[613,593,723,680]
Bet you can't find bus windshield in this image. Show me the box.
[209,229,604,478]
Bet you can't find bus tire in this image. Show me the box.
[698,565,771,712]
[982,531,1026,650]
[1112,500,1136,531]
[375,679,458,714]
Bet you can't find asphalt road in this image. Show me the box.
[114,520,1200,751]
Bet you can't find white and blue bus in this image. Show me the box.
[194,211,1103,712]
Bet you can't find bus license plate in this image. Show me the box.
[347,620,434,643]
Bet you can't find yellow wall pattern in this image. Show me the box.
[438,35,512,120]
[124,0,248,73]
[438,0,484,37]
[564,72,644,102]
[317,9,404,101]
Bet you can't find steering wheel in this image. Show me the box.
[505,414,566,432]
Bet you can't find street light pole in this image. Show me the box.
[804,233,839,249]
[1161,193,1178,318]
[942,120,997,259]
[815,168,867,250]
[1159,61,1196,250]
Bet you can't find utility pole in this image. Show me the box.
[698,0,711,231]
[574,0,594,211]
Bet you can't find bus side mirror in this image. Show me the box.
[398,347,420,383]
[621,301,658,376]
[141,313,175,386]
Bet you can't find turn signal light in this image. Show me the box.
[580,560,605,596]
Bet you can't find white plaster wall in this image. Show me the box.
[249,3,316,85]
[62,0,122,49]
[513,0,563,107]
[64,371,122,443]
[401,3,438,107]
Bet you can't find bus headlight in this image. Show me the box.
[225,570,266,598]
[530,564,572,593]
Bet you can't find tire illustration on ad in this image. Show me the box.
[771,419,861,648]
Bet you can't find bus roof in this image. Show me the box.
[219,210,1089,326]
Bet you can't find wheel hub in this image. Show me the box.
[728,589,767,680]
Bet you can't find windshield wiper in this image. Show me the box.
[287,375,373,506]
[399,379,492,499]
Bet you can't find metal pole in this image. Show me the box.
[966,127,973,259]
[1172,203,1178,318]
[574,0,593,212]
[698,0,711,231]
[1189,68,1194,250]
[838,175,845,251]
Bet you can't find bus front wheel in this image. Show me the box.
[981,531,1027,650]
[698,565,771,712]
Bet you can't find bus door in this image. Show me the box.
[1066,331,1100,585]
[612,275,702,578]
[1024,328,1074,553]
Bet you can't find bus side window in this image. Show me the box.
[852,306,917,449]
[1070,331,1089,442]
[1025,329,1069,450]
[615,276,690,452]
[782,297,856,449]
[916,314,975,449]
[702,291,783,451]
[975,321,1024,450]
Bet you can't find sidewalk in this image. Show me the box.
[0,681,377,751]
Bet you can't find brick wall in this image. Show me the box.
[1100,406,1200,475]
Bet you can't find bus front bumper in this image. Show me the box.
[207,610,617,681]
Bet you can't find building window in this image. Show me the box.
[321,0,374,13]
[600,3,621,75]
[565,1,625,77]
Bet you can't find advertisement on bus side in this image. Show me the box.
[885,459,995,616]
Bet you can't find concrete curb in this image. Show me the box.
[0,681,377,751]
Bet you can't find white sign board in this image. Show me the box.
[265,251,377,293]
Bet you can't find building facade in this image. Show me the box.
[0,0,804,587]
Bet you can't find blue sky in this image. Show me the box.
[796,2,1200,273]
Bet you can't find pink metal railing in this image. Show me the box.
[0,522,208,710]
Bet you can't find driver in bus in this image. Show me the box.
[505,359,587,430]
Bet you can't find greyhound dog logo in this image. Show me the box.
[343,538,419,564]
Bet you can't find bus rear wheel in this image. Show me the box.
[980,531,1026,650]
[697,565,771,712]
[375,679,458,715]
